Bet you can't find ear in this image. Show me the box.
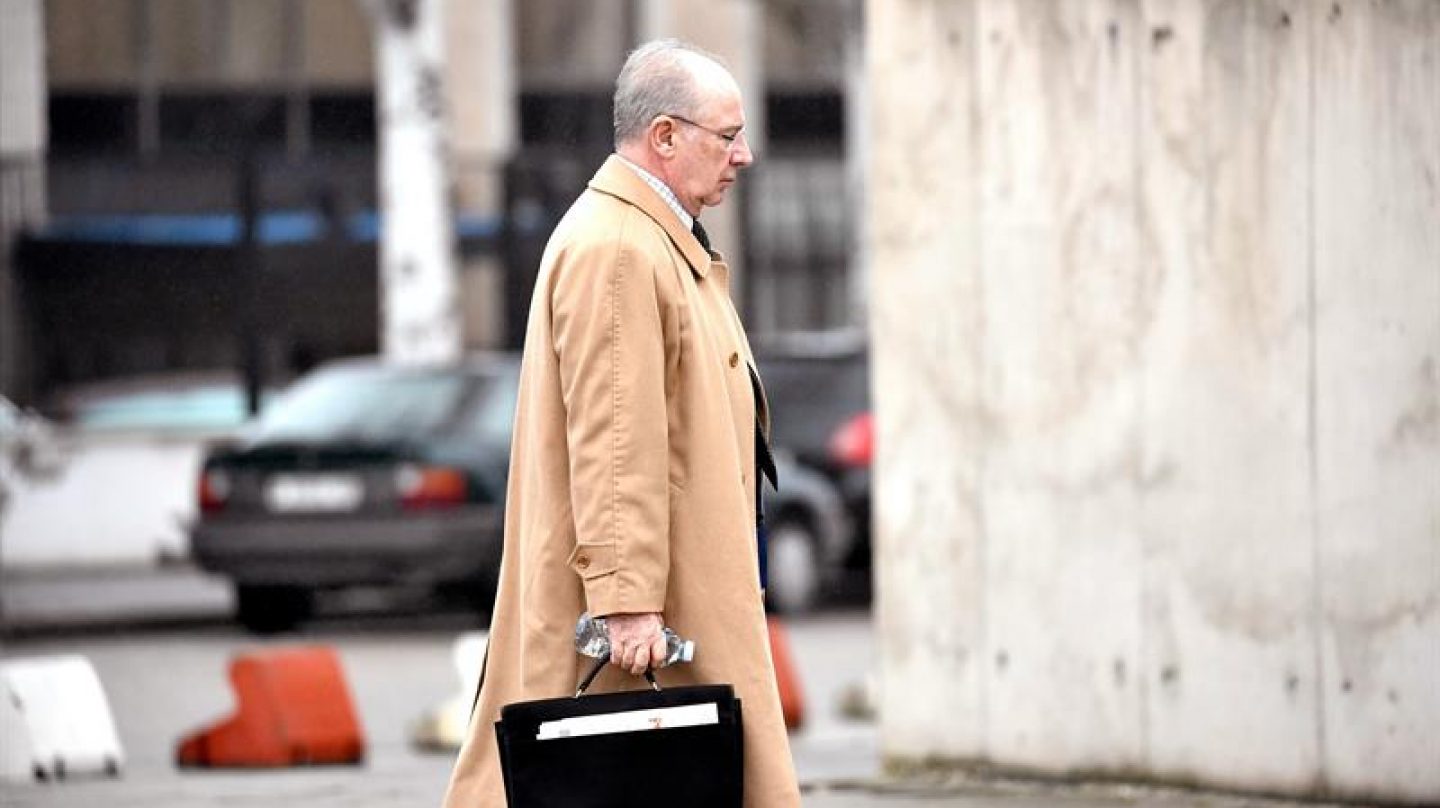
[649,117,679,158]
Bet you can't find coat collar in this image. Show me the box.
[588,154,713,278]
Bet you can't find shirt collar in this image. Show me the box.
[617,155,694,232]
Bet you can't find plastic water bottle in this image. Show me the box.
[574,611,695,667]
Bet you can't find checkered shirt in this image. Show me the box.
[617,155,694,232]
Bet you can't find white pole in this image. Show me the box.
[366,0,461,364]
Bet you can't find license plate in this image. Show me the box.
[263,475,364,513]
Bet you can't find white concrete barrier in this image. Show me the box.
[411,631,488,751]
[0,655,125,782]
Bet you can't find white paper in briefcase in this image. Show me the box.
[535,702,719,740]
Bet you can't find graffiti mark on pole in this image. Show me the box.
[417,66,445,121]
[385,0,418,31]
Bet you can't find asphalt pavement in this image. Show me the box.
[0,565,1361,808]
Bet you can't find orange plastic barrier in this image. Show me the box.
[766,617,806,731]
[176,646,364,768]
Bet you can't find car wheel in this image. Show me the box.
[766,520,823,614]
[235,584,313,634]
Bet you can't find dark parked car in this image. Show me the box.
[763,450,851,614]
[758,338,872,613]
[191,355,519,632]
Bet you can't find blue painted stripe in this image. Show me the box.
[35,210,504,247]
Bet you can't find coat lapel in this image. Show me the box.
[587,155,713,278]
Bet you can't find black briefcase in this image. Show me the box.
[495,658,744,807]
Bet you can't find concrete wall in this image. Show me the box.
[867,0,1438,803]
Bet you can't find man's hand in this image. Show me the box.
[603,612,667,676]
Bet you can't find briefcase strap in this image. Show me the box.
[468,641,490,719]
[574,656,661,698]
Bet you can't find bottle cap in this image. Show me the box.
[678,640,695,663]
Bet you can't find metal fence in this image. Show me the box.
[743,154,855,336]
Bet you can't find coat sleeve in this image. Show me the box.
[549,215,670,616]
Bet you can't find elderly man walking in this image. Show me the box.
[441,39,801,806]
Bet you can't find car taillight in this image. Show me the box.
[396,465,468,509]
[199,469,230,514]
[829,412,874,469]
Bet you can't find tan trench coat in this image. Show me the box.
[442,155,801,807]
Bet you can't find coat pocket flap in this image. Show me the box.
[567,542,618,580]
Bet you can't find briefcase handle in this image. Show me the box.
[574,656,661,698]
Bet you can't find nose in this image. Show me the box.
[730,131,754,167]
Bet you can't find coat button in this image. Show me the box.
[576,555,590,570]
[729,352,739,368]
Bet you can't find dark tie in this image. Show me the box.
[691,218,711,252]
[748,366,778,591]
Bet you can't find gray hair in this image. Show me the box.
[613,39,725,146]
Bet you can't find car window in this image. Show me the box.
[458,367,518,444]
[253,367,475,443]
[0,398,18,434]
[65,387,258,431]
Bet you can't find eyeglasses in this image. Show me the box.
[663,113,744,149]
